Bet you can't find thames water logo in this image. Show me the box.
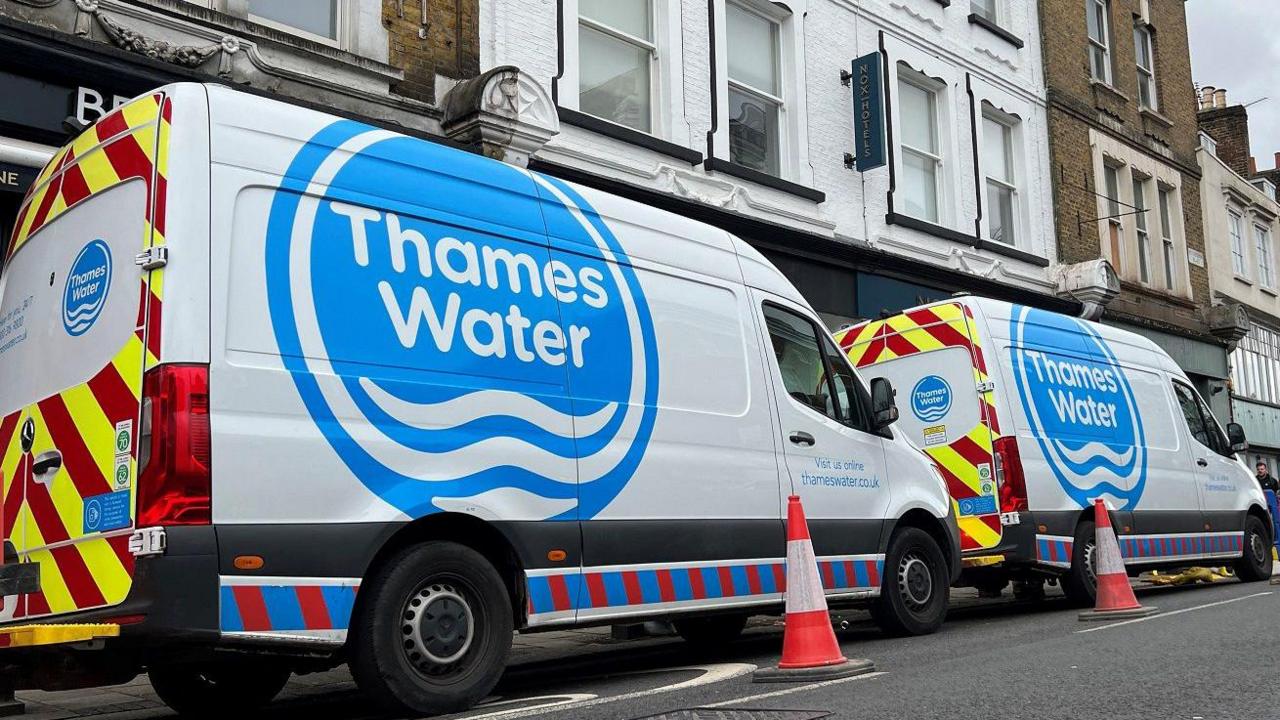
[265,121,659,521]
[1009,306,1147,509]
[63,239,112,336]
[911,375,952,422]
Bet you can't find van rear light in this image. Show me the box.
[994,436,1028,514]
[137,364,211,527]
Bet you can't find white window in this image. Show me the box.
[972,0,999,24]
[1134,25,1157,110]
[1158,187,1176,291]
[899,67,942,223]
[248,0,338,41]
[726,2,782,174]
[1103,163,1123,271]
[578,0,655,133]
[1233,324,1280,405]
[1087,0,1111,83]
[1229,211,1248,277]
[1256,223,1275,288]
[1132,177,1151,284]
[983,112,1017,245]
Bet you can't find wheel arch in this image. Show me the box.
[1246,503,1273,544]
[357,513,529,628]
[890,508,956,579]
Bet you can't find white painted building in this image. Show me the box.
[480,0,1061,325]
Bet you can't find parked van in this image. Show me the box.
[835,297,1273,603]
[0,84,958,716]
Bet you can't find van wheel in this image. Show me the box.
[871,527,949,636]
[350,541,513,715]
[1234,515,1273,582]
[674,614,748,649]
[149,661,290,718]
[1062,520,1097,608]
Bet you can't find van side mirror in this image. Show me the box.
[870,377,899,430]
[1227,422,1248,453]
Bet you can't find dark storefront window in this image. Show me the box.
[856,275,950,320]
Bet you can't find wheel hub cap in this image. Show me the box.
[402,584,474,670]
[1251,532,1267,563]
[898,554,933,609]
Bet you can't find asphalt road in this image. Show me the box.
[439,579,1278,720]
[20,578,1279,720]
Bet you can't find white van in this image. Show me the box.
[0,83,958,716]
[836,297,1273,604]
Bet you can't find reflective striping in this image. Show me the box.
[1035,531,1245,569]
[220,578,360,635]
[836,301,1003,553]
[785,539,826,615]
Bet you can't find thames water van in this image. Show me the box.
[0,84,958,716]
[835,298,1272,604]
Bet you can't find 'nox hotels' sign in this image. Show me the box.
[850,52,886,172]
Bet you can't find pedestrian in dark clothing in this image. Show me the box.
[1256,462,1279,493]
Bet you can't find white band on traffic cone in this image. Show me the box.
[785,537,829,615]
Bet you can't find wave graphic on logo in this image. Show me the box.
[265,121,659,521]
[1009,305,1147,509]
[62,239,112,336]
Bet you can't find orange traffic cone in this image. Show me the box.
[754,495,875,682]
[1079,498,1158,621]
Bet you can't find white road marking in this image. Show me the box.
[444,663,755,720]
[1074,591,1273,634]
[458,694,598,719]
[702,670,888,708]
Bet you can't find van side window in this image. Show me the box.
[764,303,863,428]
[1172,382,1228,456]
[822,335,870,430]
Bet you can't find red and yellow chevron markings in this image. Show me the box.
[836,302,1003,552]
[0,92,170,623]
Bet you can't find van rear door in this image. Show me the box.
[0,93,169,622]
[836,302,1003,553]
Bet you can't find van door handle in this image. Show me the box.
[1196,458,1208,467]
[32,450,62,483]
[789,431,815,447]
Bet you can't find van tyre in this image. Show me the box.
[1235,515,1273,582]
[350,541,513,716]
[674,614,748,650]
[871,527,949,636]
[148,661,290,718]
[1062,520,1097,608]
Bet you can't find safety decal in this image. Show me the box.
[1035,531,1245,569]
[1035,535,1074,568]
[1009,305,1147,510]
[1,92,170,624]
[220,578,359,636]
[263,122,659,522]
[525,555,884,624]
[835,303,1002,552]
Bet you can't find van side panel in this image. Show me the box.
[0,92,171,622]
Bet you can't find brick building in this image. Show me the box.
[0,0,483,248]
[1039,0,1236,415]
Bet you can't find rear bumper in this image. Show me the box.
[1,526,220,646]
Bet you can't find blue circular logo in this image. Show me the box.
[264,121,659,521]
[62,239,112,336]
[84,497,102,532]
[911,375,952,422]
[1009,306,1147,509]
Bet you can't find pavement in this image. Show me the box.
[12,578,1279,720]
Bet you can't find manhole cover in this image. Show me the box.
[631,711,830,720]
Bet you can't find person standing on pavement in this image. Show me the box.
[1257,462,1279,493]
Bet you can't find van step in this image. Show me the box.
[0,623,120,649]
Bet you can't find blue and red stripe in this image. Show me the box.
[220,582,358,633]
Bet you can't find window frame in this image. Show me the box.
[972,0,1000,25]
[981,108,1018,246]
[897,65,944,224]
[577,0,659,134]
[248,0,343,46]
[1133,23,1158,110]
[1087,0,1113,84]
[1132,175,1152,285]
[1172,380,1231,457]
[725,1,784,175]
[1103,161,1124,273]
[1256,222,1275,289]
[1229,209,1249,279]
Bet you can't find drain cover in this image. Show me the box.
[631,711,830,720]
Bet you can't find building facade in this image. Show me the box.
[1038,0,1237,417]
[1196,92,1280,476]
[0,0,482,250]
[481,0,1073,329]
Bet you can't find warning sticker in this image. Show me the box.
[83,490,131,534]
[923,424,948,446]
[958,495,998,516]
[978,463,993,495]
[112,419,133,490]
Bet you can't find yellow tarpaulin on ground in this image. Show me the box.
[1143,567,1233,586]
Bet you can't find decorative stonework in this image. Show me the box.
[441,65,559,167]
[1057,259,1120,320]
[95,12,220,68]
[1207,302,1250,347]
